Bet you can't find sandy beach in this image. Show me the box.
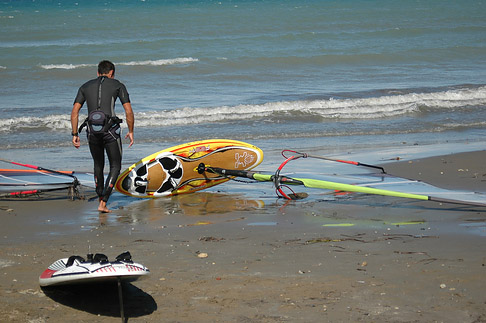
[1,150,486,322]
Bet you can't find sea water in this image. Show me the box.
[1,0,486,170]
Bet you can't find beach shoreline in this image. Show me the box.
[1,150,486,322]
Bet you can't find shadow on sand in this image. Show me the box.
[42,281,157,321]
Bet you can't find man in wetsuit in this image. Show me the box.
[70,60,134,213]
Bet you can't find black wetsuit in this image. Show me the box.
[74,76,130,202]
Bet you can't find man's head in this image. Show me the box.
[98,60,115,78]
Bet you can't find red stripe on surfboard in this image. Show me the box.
[39,269,57,279]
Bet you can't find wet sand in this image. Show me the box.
[1,150,486,322]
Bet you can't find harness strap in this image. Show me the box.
[78,118,88,133]
[97,76,105,109]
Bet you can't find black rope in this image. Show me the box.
[204,165,258,184]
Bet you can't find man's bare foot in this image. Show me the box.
[98,200,112,213]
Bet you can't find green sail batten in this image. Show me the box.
[294,178,429,201]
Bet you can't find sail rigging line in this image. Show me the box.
[281,150,386,173]
[0,158,78,181]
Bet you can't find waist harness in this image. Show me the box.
[78,77,122,134]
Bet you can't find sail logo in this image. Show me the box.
[235,152,255,168]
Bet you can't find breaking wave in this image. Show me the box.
[1,86,485,133]
[39,58,199,70]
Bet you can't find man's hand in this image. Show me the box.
[125,132,134,148]
[122,102,134,148]
[72,135,80,149]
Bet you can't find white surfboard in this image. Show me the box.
[39,252,150,287]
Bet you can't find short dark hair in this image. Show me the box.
[98,60,115,75]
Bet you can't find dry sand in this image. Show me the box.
[1,150,486,322]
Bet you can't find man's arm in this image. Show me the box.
[71,102,82,149]
[123,102,134,147]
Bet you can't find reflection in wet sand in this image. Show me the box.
[115,192,265,224]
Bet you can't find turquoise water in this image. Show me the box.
[0,0,485,164]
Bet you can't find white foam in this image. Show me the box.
[39,57,198,70]
[127,86,486,127]
[40,63,95,70]
[0,115,73,132]
[118,58,198,66]
[1,86,485,132]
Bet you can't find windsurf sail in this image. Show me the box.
[0,159,94,199]
[198,151,486,208]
